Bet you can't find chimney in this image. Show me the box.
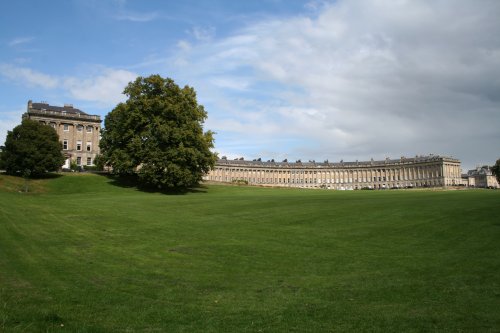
[64,103,73,108]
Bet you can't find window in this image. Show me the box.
[63,139,68,150]
[86,126,92,133]
[76,141,82,151]
[63,124,69,131]
[86,142,92,152]
[76,157,81,165]
[87,157,92,166]
[77,125,83,132]
[50,123,56,129]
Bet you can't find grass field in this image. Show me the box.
[1,173,500,332]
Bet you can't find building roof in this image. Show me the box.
[31,102,89,116]
[216,154,459,168]
[467,166,493,176]
[26,100,101,123]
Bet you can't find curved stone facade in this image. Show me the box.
[204,155,462,189]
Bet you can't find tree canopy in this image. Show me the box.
[1,119,65,177]
[100,75,217,189]
[492,159,500,183]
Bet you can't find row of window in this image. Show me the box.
[213,171,440,182]
[211,175,447,187]
[42,121,94,133]
[220,168,440,176]
[213,176,434,184]
[75,157,93,166]
[64,124,93,133]
[63,139,92,151]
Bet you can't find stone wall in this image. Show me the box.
[205,156,462,189]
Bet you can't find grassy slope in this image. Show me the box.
[0,173,500,332]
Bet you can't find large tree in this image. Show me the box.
[1,119,65,176]
[492,158,500,183]
[100,75,217,188]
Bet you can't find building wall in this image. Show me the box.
[465,166,500,188]
[484,175,500,188]
[23,102,101,168]
[469,174,499,188]
[204,156,462,189]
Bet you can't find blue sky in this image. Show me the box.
[1,0,499,170]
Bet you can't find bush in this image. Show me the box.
[231,179,248,185]
[83,165,99,171]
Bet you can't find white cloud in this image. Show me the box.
[105,0,159,22]
[209,76,251,91]
[189,26,216,42]
[0,64,136,108]
[0,107,25,146]
[0,64,58,89]
[172,0,500,168]
[114,11,159,22]
[8,37,34,47]
[64,68,137,106]
[177,40,191,52]
[305,0,331,12]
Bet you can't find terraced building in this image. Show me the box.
[205,155,462,189]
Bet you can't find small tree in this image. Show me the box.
[100,75,217,189]
[70,160,79,172]
[2,119,65,177]
[93,154,105,171]
[492,158,500,183]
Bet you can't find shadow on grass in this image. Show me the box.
[34,173,64,180]
[1,171,63,180]
[100,173,208,195]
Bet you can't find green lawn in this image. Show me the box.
[1,173,500,332]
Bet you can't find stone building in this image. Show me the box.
[464,166,499,188]
[204,155,462,189]
[23,100,101,169]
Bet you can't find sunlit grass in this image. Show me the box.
[1,173,499,332]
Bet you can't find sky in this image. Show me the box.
[1,0,499,171]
